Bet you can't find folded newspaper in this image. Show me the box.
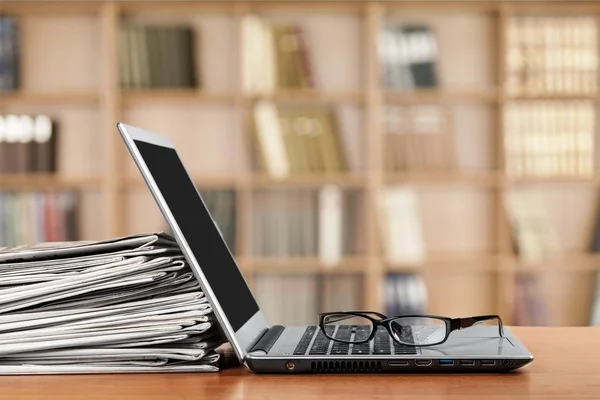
[0,233,226,374]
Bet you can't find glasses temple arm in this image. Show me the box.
[452,315,504,337]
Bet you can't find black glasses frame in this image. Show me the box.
[318,311,504,347]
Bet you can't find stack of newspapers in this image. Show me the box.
[0,233,225,374]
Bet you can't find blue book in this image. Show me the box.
[0,16,19,91]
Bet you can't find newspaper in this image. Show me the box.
[0,233,226,374]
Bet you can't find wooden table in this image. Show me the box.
[0,327,598,400]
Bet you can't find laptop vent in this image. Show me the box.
[310,360,381,373]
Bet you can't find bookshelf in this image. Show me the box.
[1,0,600,327]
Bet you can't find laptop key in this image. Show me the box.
[294,326,319,355]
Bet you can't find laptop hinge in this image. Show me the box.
[247,325,285,354]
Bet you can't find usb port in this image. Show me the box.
[415,359,432,366]
[388,361,409,367]
[459,360,475,366]
[480,360,495,366]
[439,359,454,366]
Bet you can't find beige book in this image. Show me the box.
[384,106,404,171]
[261,20,277,93]
[586,18,598,94]
[286,109,312,174]
[118,26,132,88]
[277,110,299,175]
[252,101,290,180]
[273,25,305,89]
[313,108,345,173]
[505,188,561,262]
[577,101,595,177]
[297,110,326,173]
[290,108,319,173]
[241,15,262,93]
[378,186,425,264]
[272,26,291,89]
[318,185,343,266]
[242,16,276,93]
[126,24,143,89]
[506,17,523,95]
[503,103,518,177]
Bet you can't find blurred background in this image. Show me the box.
[1,0,599,327]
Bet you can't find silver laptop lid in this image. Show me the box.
[117,123,268,362]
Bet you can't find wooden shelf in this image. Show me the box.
[117,1,233,14]
[244,89,364,103]
[511,254,600,272]
[1,1,102,15]
[504,92,600,102]
[244,257,367,274]
[120,89,236,107]
[0,91,99,106]
[251,173,366,189]
[0,174,103,190]
[385,88,499,104]
[384,1,501,13]
[386,252,502,273]
[123,174,238,189]
[386,171,502,187]
[503,175,600,186]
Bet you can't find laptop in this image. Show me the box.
[117,122,534,373]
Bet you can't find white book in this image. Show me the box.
[260,19,277,93]
[318,185,343,266]
[242,15,274,93]
[379,186,425,264]
[253,101,290,180]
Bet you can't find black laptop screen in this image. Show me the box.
[134,139,259,331]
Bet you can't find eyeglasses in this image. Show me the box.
[318,311,504,347]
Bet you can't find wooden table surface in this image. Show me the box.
[0,327,598,400]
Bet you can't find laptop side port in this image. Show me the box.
[459,360,475,366]
[439,359,454,366]
[388,361,409,367]
[415,359,432,366]
[480,360,495,367]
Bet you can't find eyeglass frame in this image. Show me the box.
[318,311,505,347]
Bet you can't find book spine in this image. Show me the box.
[318,185,342,266]
[295,26,314,88]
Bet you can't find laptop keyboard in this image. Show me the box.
[293,325,418,356]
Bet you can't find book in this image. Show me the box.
[198,189,236,253]
[252,189,358,259]
[0,114,57,174]
[591,202,600,252]
[252,102,348,179]
[379,24,439,90]
[242,15,313,92]
[384,105,454,171]
[506,16,598,96]
[378,186,425,265]
[118,23,197,89]
[321,275,362,313]
[504,100,594,178]
[0,191,78,248]
[591,272,600,326]
[0,16,19,91]
[504,188,560,262]
[383,273,428,316]
[514,273,550,326]
[252,101,291,180]
[255,274,362,325]
[318,185,343,266]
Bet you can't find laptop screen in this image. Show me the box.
[133,139,259,331]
